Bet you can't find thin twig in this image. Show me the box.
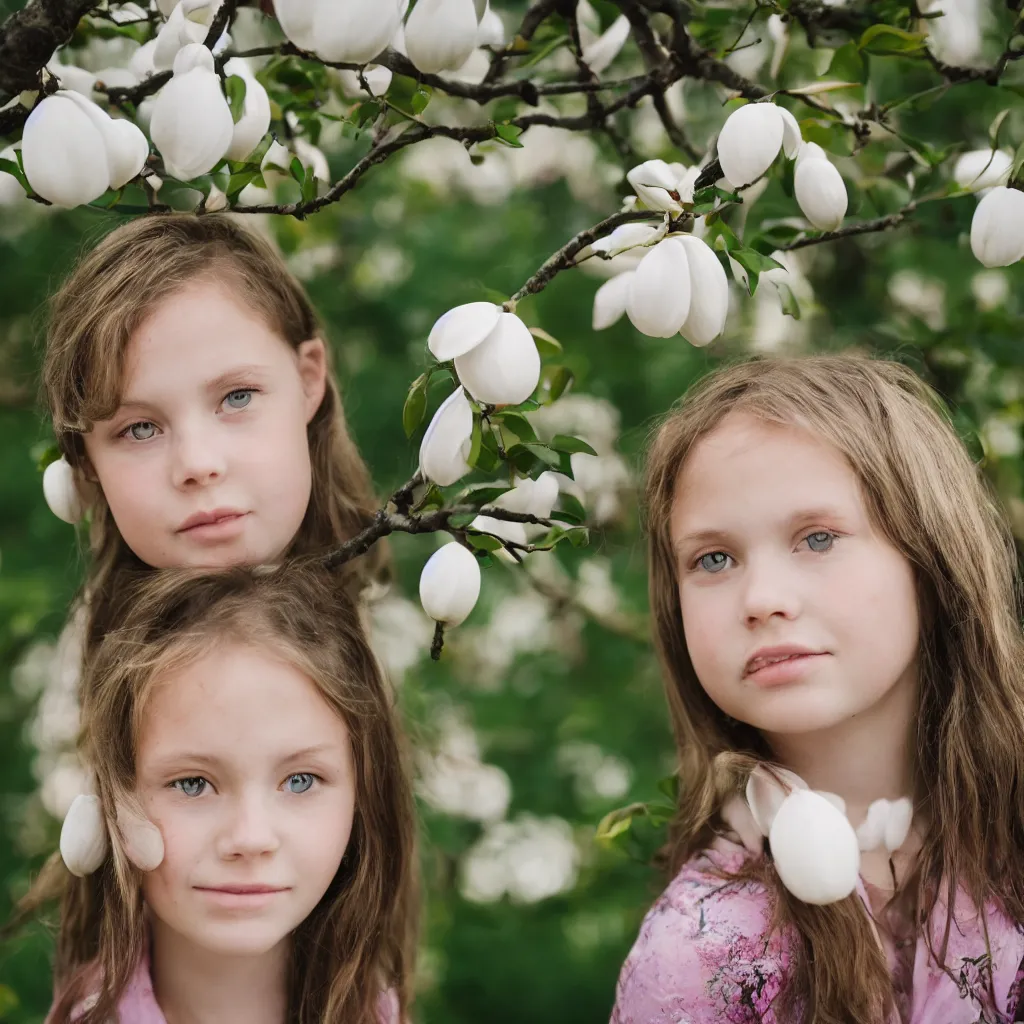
[780,201,918,251]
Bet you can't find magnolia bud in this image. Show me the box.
[477,6,505,46]
[405,0,480,73]
[22,94,110,207]
[223,60,271,162]
[129,39,159,81]
[676,235,729,346]
[592,271,634,330]
[43,457,84,524]
[777,105,802,159]
[490,472,560,519]
[795,140,827,167]
[428,301,502,360]
[273,0,318,50]
[745,764,808,836]
[419,541,481,625]
[294,138,330,190]
[153,0,219,71]
[46,58,97,97]
[626,238,691,338]
[204,182,229,211]
[717,102,784,188]
[970,186,1024,268]
[151,44,234,181]
[312,0,402,63]
[60,794,108,877]
[61,91,148,190]
[580,14,630,75]
[591,223,662,258]
[626,159,683,214]
[794,155,847,231]
[769,789,860,904]
[953,149,1012,193]
[420,386,474,486]
[454,312,541,406]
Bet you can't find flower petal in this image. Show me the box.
[454,311,541,405]
[428,301,502,361]
[717,102,784,188]
[592,271,634,330]
[626,238,691,338]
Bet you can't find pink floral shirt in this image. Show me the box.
[48,946,401,1024]
[611,837,1024,1024]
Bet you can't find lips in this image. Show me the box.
[177,508,246,533]
[744,645,824,677]
[195,884,288,894]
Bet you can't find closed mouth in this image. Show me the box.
[744,650,824,677]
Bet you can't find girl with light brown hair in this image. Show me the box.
[612,355,1024,1023]
[38,212,387,870]
[39,559,417,1024]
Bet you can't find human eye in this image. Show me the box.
[222,388,257,411]
[694,551,732,574]
[802,530,838,553]
[284,773,318,795]
[118,420,159,441]
[170,776,208,798]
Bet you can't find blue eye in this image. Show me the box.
[286,773,315,794]
[126,421,157,441]
[698,551,730,573]
[224,389,254,410]
[806,531,836,553]
[173,777,206,797]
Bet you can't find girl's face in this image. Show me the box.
[83,279,327,568]
[134,640,355,958]
[669,412,920,740]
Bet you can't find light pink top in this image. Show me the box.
[611,837,1024,1024]
[48,946,401,1024]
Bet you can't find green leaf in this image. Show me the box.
[595,803,646,844]
[826,42,867,84]
[549,434,597,456]
[556,492,587,524]
[506,442,562,469]
[465,531,502,551]
[460,485,512,507]
[418,483,446,511]
[801,121,854,157]
[476,430,501,473]
[447,512,477,529]
[34,441,61,473]
[402,373,429,438]
[411,86,432,116]
[776,281,802,320]
[729,247,785,277]
[690,184,742,215]
[542,366,574,404]
[989,108,1012,149]
[858,24,927,56]
[657,773,680,802]
[567,526,590,548]
[226,74,247,124]
[467,411,483,468]
[1011,140,1024,185]
[0,156,28,191]
[529,326,563,358]
[496,411,537,442]
[352,100,381,127]
[0,985,19,1015]
[288,156,306,185]
[225,167,260,199]
[494,123,524,148]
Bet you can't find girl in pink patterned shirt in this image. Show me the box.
[34,560,417,1024]
[614,356,1024,1024]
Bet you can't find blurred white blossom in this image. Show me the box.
[557,740,633,802]
[367,592,433,681]
[972,270,1010,311]
[888,269,946,330]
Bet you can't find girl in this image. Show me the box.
[42,212,385,654]
[41,559,417,1024]
[612,355,1024,1023]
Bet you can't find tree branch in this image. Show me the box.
[780,201,918,251]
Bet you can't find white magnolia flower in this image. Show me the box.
[336,64,393,98]
[487,472,560,520]
[953,149,1013,193]
[46,58,97,96]
[60,794,108,877]
[676,235,729,346]
[60,91,149,190]
[453,312,541,406]
[419,541,482,625]
[794,155,847,231]
[717,102,784,188]
[626,238,691,338]
[405,0,480,73]
[921,0,983,65]
[294,138,330,188]
[223,59,271,162]
[591,222,663,258]
[153,0,221,72]
[855,797,913,853]
[428,301,502,360]
[626,158,684,214]
[477,6,505,46]
[579,8,630,75]
[470,514,528,553]
[970,186,1024,267]
[795,140,827,166]
[777,105,802,158]
[276,0,401,64]
[43,457,84,523]
[151,44,234,180]
[592,271,634,330]
[419,386,474,486]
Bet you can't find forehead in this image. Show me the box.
[121,279,291,392]
[671,412,864,531]
[137,640,347,759]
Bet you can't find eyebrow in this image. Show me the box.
[116,364,273,412]
[673,506,851,555]
[146,743,341,770]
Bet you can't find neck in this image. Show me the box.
[761,664,918,829]
[149,917,290,1024]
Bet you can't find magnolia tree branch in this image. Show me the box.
[780,201,919,251]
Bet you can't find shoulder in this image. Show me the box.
[611,839,790,1024]
[47,953,162,1024]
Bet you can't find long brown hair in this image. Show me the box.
[41,559,418,1024]
[644,354,1024,1023]
[42,213,386,652]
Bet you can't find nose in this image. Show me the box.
[741,553,802,627]
[170,419,226,490]
[215,791,281,860]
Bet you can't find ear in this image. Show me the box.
[115,800,165,872]
[296,338,328,424]
[745,764,808,836]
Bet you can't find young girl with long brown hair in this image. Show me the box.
[612,355,1024,1023]
[41,559,417,1024]
[38,212,386,864]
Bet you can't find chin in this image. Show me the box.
[193,923,292,957]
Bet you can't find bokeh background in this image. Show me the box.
[1,1,1023,1021]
